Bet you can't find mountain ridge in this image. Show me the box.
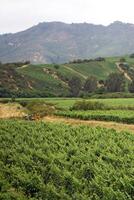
[1,21,134,63]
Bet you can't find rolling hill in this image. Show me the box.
[1,21,134,63]
[1,56,134,97]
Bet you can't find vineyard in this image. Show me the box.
[0,120,134,199]
[56,110,134,124]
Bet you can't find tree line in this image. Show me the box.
[68,72,134,97]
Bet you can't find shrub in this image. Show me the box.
[26,101,55,117]
[129,53,134,58]
[0,99,10,104]
[54,64,60,69]
[71,100,106,110]
[119,57,126,62]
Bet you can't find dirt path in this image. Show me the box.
[1,102,134,133]
[44,115,134,133]
[63,65,87,79]
[17,64,29,69]
[116,62,132,81]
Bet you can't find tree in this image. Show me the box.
[95,57,105,61]
[25,61,31,65]
[129,53,134,58]
[68,77,82,96]
[120,57,126,63]
[105,73,125,92]
[54,64,60,70]
[128,80,134,93]
[84,76,97,93]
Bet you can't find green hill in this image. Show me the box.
[1,56,134,97]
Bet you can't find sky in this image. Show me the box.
[0,0,134,33]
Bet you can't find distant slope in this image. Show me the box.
[1,21,134,63]
[66,60,117,80]
[1,56,134,97]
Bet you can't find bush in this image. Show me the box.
[54,65,60,69]
[119,57,126,62]
[71,100,106,110]
[0,99,10,104]
[129,53,134,58]
[26,101,55,117]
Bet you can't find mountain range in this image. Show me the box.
[1,21,134,63]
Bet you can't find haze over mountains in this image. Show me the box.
[1,21,134,63]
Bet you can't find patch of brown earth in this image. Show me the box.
[44,116,134,133]
[116,62,132,81]
[0,103,26,119]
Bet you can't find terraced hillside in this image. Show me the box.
[1,56,134,97]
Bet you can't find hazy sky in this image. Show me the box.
[1,0,134,33]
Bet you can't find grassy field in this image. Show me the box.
[17,97,134,109]
[1,97,134,109]
[0,120,134,199]
[44,98,134,109]
[66,61,118,80]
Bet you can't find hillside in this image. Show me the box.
[1,56,134,97]
[1,21,134,63]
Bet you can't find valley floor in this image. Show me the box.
[0,99,134,199]
[1,102,134,133]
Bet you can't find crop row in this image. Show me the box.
[56,110,134,124]
[0,120,134,199]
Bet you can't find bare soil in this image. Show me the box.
[0,103,26,119]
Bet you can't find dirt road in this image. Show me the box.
[116,62,132,81]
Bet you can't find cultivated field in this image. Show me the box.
[0,98,134,199]
[57,110,134,124]
[0,120,134,199]
[1,97,134,109]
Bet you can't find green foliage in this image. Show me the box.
[68,77,82,97]
[54,64,60,69]
[1,55,134,97]
[25,101,55,117]
[129,53,134,58]
[67,60,117,80]
[128,80,134,93]
[90,92,134,99]
[71,100,106,110]
[0,120,134,199]
[84,76,97,93]
[70,57,105,64]
[57,109,134,124]
[105,73,125,92]
[119,57,126,62]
